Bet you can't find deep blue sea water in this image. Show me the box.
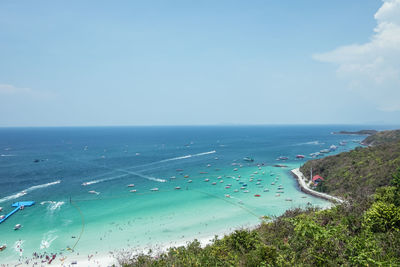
[0,125,393,263]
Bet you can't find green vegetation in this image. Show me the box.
[300,139,400,198]
[119,130,400,266]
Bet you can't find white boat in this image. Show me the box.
[212,182,217,185]
[243,190,250,193]
[127,184,135,187]
[220,180,224,183]
[225,194,231,198]
[175,186,181,190]
[0,244,6,251]
[82,182,89,186]
[233,168,238,171]
[14,224,21,230]
[204,179,210,182]
[88,190,100,195]
[0,207,2,212]
[187,180,192,183]
[234,189,239,192]
[263,189,269,192]
[243,157,254,162]
[130,189,137,193]
[275,193,280,197]
[0,215,5,220]
[150,188,159,191]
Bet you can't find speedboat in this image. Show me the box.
[233,168,238,171]
[0,215,5,220]
[263,188,269,192]
[204,179,210,182]
[127,184,135,187]
[220,180,224,183]
[225,194,231,198]
[175,186,181,190]
[88,190,100,195]
[150,188,159,191]
[225,186,231,189]
[296,155,305,159]
[14,224,21,230]
[82,182,89,186]
[129,189,137,193]
[254,194,261,197]
[243,190,250,193]
[188,180,192,183]
[212,182,217,185]
[277,156,288,160]
[0,244,6,251]
[0,207,2,212]
[234,189,239,192]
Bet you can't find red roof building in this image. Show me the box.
[312,175,324,182]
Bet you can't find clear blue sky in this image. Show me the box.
[1,0,399,126]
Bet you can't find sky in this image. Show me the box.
[0,0,399,127]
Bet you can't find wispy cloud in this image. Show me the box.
[313,0,400,112]
[0,84,54,99]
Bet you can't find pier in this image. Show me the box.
[0,201,35,224]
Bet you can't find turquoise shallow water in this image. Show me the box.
[0,126,371,262]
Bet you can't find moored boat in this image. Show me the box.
[129,189,137,193]
[0,244,6,251]
[150,188,159,191]
[127,184,135,187]
[14,224,21,230]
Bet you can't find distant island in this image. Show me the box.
[332,129,378,135]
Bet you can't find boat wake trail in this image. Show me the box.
[115,169,166,183]
[82,174,130,186]
[0,180,61,204]
[40,230,58,249]
[160,150,217,163]
[126,150,217,170]
[40,201,65,212]
[295,141,324,146]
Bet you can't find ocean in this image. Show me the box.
[0,125,377,263]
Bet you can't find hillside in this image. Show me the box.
[300,129,400,198]
[362,129,400,146]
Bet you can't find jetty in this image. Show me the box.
[0,201,35,224]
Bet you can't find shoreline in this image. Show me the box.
[291,168,344,204]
